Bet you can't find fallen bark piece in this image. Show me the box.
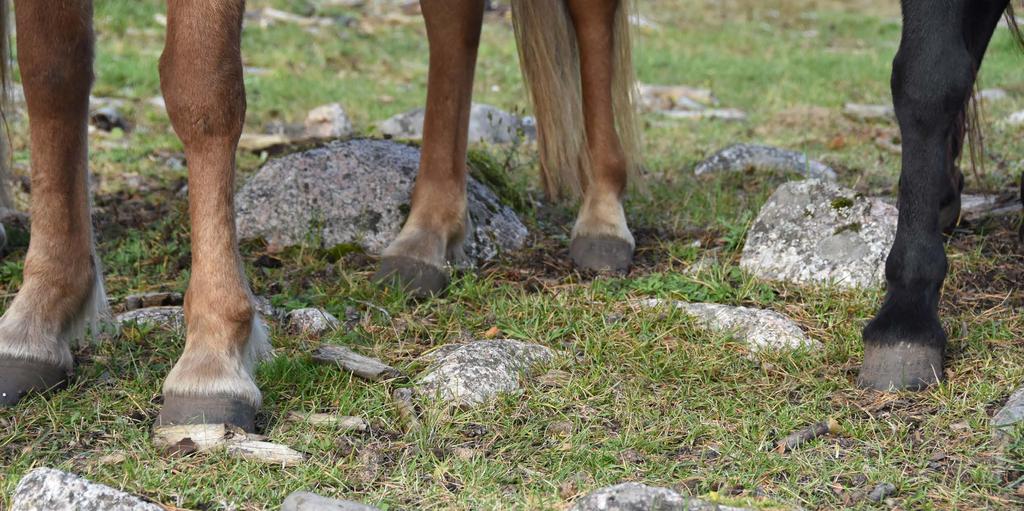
[124,291,183,311]
[11,468,165,511]
[151,423,247,452]
[392,388,420,432]
[776,418,841,453]
[238,133,294,152]
[287,411,369,431]
[695,143,836,181]
[313,344,403,381]
[225,440,307,466]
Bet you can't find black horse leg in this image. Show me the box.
[860,0,1006,391]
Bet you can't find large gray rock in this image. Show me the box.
[235,139,528,264]
[640,299,820,354]
[570,483,757,511]
[417,339,554,407]
[11,468,164,511]
[378,103,532,144]
[282,491,381,511]
[741,179,897,289]
[695,144,836,181]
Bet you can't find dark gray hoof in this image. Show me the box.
[156,394,258,433]
[0,357,69,407]
[857,342,944,391]
[373,256,449,297]
[570,235,633,273]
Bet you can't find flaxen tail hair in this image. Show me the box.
[0,0,12,211]
[510,0,641,201]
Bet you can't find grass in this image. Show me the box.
[3,0,1024,509]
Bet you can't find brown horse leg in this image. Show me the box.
[566,0,634,272]
[373,0,485,297]
[156,0,270,432]
[0,0,103,406]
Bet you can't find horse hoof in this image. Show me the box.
[857,342,944,391]
[570,235,633,273]
[0,357,69,407]
[157,394,258,433]
[373,256,449,297]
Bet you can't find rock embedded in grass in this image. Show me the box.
[570,482,761,511]
[11,467,164,511]
[993,386,1024,439]
[416,339,554,407]
[115,305,184,332]
[741,178,897,288]
[287,307,341,335]
[378,103,533,144]
[695,144,837,181]
[235,139,528,264]
[639,299,820,354]
[282,491,382,511]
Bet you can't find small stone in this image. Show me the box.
[639,299,821,353]
[546,420,574,437]
[695,144,837,181]
[867,482,896,502]
[842,103,895,122]
[304,103,353,139]
[282,492,382,511]
[286,307,341,335]
[740,179,897,288]
[979,88,1009,102]
[1008,110,1024,126]
[312,344,403,381]
[378,103,532,144]
[661,108,748,121]
[234,139,527,264]
[993,386,1024,439]
[11,468,164,511]
[115,306,184,332]
[123,291,183,311]
[89,107,131,132]
[416,339,554,407]
[569,482,759,511]
[638,83,718,112]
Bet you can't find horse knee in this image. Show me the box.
[891,48,973,136]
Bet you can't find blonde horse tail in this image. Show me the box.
[0,0,12,211]
[511,0,640,202]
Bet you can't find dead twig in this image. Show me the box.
[776,418,841,453]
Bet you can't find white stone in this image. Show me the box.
[11,468,164,511]
[417,339,554,407]
[640,299,820,353]
[286,307,340,335]
[741,179,897,288]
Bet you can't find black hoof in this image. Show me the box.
[0,357,69,407]
[857,341,944,391]
[373,256,449,297]
[156,394,258,433]
[570,235,633,273]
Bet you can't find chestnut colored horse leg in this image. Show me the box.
[0,0,105,407]
[373,0,485,297]
[565,0,635,273]
[156,0,270,431]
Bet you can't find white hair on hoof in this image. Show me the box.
[0,249,109,371]
[162,313,273,408]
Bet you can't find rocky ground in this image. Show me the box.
[2,0,1024,510]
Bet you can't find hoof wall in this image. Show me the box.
[0,358,69,407]
[157,394,258,433]
[373,256,449,297]
[570,235,634,273]
[857,342,944,391]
